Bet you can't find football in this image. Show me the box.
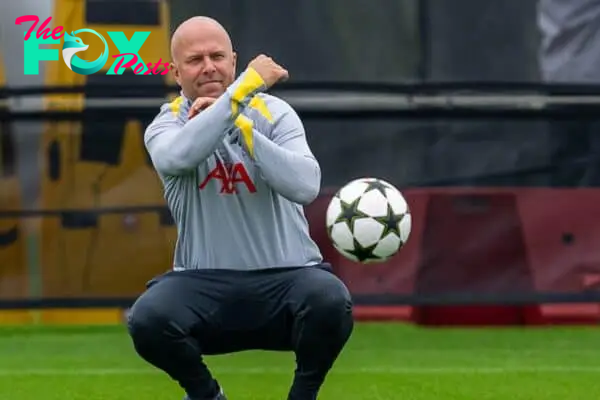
[325,177,411,263]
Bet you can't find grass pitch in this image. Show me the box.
[1,322,600,399]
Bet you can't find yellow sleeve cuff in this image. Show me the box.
[231,67,266,105]
[234,114,255,158]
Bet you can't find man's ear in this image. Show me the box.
[232,52,237,72]
[171,62,181,85]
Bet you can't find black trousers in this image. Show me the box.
[126,264,354,400]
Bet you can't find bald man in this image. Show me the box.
[126,16,354,400]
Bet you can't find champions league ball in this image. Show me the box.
[325,178,411,263]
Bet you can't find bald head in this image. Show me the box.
[171,16,232,62]
[169,16,238,100]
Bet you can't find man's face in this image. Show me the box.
[171,30,237,100]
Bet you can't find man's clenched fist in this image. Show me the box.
[188,97,216,119]
[248,55,289,88]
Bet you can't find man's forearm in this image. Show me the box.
[252,131,321,205]
[146,68,265,175]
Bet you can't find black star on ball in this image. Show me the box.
[346,238,382,263]
[363,179,393,198]
[375,204,405,238]
[333,196,369,233]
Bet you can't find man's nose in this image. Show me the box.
[202,57,217,74]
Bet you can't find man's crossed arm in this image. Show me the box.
[145,55,319,205]
[236,106,321,205]
[144,66,266,176]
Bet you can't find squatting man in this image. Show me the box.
[126,16,354,400]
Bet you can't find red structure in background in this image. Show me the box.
[304,188,600,326]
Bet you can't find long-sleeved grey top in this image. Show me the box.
[144,67,324,271]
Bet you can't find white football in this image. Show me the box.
[325,177,411,263]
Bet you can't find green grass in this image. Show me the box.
[1,323,600,399]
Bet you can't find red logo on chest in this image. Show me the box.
[199,160,257,194]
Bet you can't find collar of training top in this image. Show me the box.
[180,91,192,107]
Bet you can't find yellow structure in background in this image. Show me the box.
[40,0,177,299]
[0,308,124,325]
[0,50,29,300]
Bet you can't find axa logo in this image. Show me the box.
[15,15,170,76]
[199,160,256,194]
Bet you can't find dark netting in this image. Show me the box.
[1,84,600,308]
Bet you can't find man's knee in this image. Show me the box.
[128,295,172,344]
[127,284,191,345]
[299,268,353,325]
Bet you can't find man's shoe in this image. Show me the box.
[184,386,226,400]
[215,387,227,400]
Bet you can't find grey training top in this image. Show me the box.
[145,67,323,271]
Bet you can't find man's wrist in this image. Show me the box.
[228,68,267,105]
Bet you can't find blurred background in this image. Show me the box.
[1,0,600,327]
